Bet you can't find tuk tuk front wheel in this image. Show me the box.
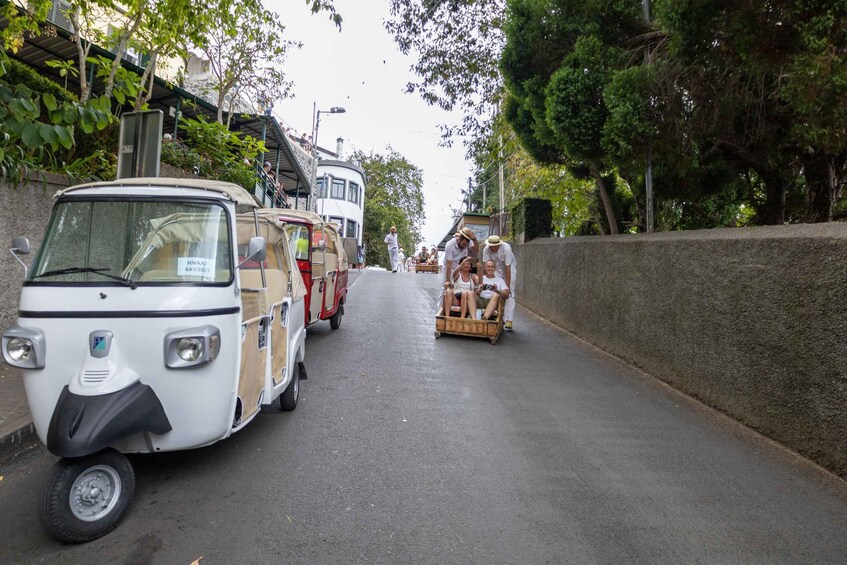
[40,449,135,543]
[279,363,301,411]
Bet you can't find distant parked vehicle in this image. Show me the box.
[276,209,349,330]
[2,178,307,543]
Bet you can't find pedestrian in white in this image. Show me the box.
[384,226,399,272]
[397,248,406,272]
[482,235,517,330]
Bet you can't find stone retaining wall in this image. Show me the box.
[0,174,69,332]
[515,224,847,478]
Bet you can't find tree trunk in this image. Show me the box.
[590,162,619,234]
[803,153,837,223]
[70,9,91,103]
[757,171,787,225]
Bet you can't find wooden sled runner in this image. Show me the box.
[435,305,503,344]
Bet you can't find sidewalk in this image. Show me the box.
[0,364,37,464]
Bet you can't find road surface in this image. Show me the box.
[1,270,846,564]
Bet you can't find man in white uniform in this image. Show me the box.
[441,227,477,283]
[384,226,399,272]
[482,235,517,330]
[437,227,477,311]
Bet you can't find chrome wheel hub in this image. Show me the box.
[70,465,121,522]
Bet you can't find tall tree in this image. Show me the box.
[386,0,506,145]
[350,148,426,269]
[195,0,298,124]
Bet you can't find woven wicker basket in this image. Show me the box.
[435,306,503,344]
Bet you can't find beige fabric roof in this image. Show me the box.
[55,177,259,207]
[236,213,307,302]
[272,208,324,225]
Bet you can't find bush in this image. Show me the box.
[512,198,553,243]
[3,57,78,107]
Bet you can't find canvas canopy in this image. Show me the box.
[56,177,259,208]
[236,213,307,302]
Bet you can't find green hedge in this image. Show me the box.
[4,57,78,104]
[512,198,553,243]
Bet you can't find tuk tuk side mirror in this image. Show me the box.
[12,237,30,255]
[238,236,266,269]
[10,236,30,278]
[318,239,326,252]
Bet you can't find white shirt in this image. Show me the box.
[384,232,398,249]
[478,274,508,299]
[441,237,468,282]
[482,242,516,283]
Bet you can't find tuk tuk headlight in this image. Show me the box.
[164,326,220,369]
[176,338,203,362]
[7,337,33,361]
[2,326,45,369]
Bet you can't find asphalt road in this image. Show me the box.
[1,269,846,564]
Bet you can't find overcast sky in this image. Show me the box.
[265,0,472,246]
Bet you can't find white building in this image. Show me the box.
[313,138,366,261]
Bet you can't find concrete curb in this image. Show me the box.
[0,421,39,465]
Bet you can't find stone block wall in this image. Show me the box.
[515,224,847,478]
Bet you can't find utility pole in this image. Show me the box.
[467,177,472,212]
[498,134,506,235]
[644,0,654,233]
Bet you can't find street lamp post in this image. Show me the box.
[309,104,345,212]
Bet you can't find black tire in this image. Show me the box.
[280,363,300,411]
[329,306,343,330]
[40,449,135,543]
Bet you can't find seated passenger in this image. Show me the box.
[427,246,439,265]
[476,259,510,320]
[443,257,478,319]
[417,245,429,264]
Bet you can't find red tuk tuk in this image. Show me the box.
[274,210,349,329]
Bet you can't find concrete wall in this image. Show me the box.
[1,174,70,332]
[515,224,847,478]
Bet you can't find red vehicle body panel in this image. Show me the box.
[281,216,347,328]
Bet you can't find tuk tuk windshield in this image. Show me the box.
[286,224,310,261]
[30,200,232,285]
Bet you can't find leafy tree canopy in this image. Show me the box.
[350,148,426,268]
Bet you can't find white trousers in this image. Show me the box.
[504,271,517,322]
[388,246,398,270]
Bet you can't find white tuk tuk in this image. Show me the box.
[1,178,307,543]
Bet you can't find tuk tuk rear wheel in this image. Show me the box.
[40,449,135,543]
[329,307,343,330]
[280,363,301,411]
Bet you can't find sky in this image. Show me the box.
[265,0,472,246]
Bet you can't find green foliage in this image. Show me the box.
[174,115,265,191]
[511,198,552,242]
[0,55,113,185]
[161,137,213,177]
[351,148,426,268]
